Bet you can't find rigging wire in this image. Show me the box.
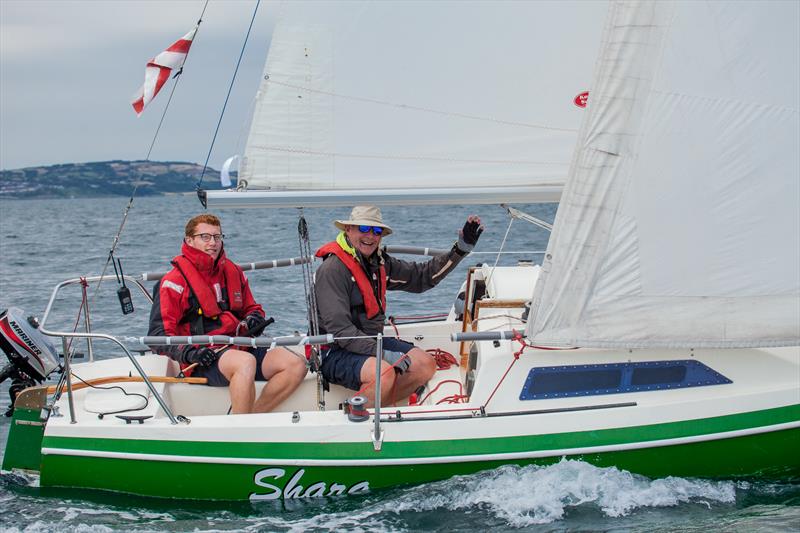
[296,209,325,409]
[484,215,515,289]
[196,0,261,190]
[144,74,185,162]
[502,204,553,232]
[297,212,320,338]
[91,0,210,306]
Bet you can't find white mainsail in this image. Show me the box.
[527,1,800,348]
[207,0,608,207]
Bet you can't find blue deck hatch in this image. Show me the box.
[520,359,732,400]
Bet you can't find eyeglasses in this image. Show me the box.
[357,225,384,236]
[192,233,225,243]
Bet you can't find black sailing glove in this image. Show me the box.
[185,346,219,367]
[456,216,484,254]
[242,313,275,337]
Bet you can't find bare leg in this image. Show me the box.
[389,347,436,403]
[217,349,257,414]
[253,347,308,413]
[358,357,397,408]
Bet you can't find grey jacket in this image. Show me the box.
[315,242,468,354]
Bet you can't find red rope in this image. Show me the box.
[436,394,469,405]
[387,316,401,338]
[527,344,579,350]
[391,313,449,321]
[482,358,517,408]
[354,330,549,410]
[511,328,579,352]
[419,379,463,405]
[355,347,458,406]
[512,329,528,358]
[356,328,569,411]
[426,348,457,370]
[65,278,89,353]
[481,330,525,408]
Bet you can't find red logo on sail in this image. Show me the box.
[574,91,589,108]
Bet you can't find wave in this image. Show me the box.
[1,459,797,532]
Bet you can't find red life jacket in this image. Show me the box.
[171,246,245,329]
[316,241,387,319]
[157,246,249,376]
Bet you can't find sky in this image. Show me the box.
[0,0,277,171]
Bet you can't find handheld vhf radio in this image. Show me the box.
[113,257,134,315]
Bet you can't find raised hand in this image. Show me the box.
[457,215,484,252]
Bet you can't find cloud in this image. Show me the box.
[0,0,276,170]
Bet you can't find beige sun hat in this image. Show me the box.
[334,205,393,236]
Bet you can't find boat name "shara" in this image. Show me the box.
[249,468,370,500]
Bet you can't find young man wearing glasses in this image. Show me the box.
[314,205,483,406]
[148,214,307,413]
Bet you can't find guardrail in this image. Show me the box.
[33,256,532,433]
[36,275,334,425]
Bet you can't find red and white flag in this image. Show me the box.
[131,27,197,116]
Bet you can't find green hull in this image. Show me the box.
[2,404,46,472]
[39,428,799,500]
[33,404,800,500]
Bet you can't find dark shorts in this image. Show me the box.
[320,337,415,391]
[192,346,270,387]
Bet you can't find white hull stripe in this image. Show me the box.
[41,421,799,467]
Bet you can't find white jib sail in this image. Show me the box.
[209,0,608,207]
[220,155,239,188]
[526,0,800,348]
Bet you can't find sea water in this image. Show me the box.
[0,196,798,532]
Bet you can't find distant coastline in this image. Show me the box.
[0,160,230,199]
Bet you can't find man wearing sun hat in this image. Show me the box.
[314,205,483,405]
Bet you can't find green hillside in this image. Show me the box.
[0,160,230,199]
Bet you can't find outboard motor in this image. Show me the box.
[0,307,61,416]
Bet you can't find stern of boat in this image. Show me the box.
[2,386,48,472]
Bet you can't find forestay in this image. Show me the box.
[527,1,800,348]
[206,0,608,208]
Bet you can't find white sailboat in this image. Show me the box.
[2,0,798,500]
